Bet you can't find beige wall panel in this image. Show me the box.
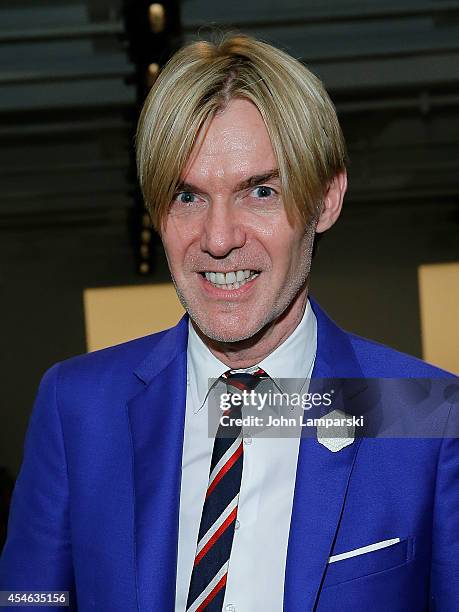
[84,283,185,352]
[418,262,459,375]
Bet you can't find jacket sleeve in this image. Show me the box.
[430,402,459,611]
[0,363,75,606]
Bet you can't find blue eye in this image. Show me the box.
[254,186,273,198]
[178,192,195,204]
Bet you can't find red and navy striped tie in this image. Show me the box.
[185,368,268,612]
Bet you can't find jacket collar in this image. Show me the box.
[309,295,364,379]
[133,314,189,385]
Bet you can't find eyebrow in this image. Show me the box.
[175,169,280,194]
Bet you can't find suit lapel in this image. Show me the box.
[283,298,365,611]
[127,316,189,612]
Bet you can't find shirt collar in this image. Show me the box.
[187,298,317,413]
[187,321,228,413]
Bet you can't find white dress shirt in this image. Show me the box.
[175,299,317,612]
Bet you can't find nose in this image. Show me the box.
[200,199,246,257]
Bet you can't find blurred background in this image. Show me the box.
[1,0,458,548]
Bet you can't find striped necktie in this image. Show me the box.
[185,368,269,612]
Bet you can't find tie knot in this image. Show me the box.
[221,368,269,392]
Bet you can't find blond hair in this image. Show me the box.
[136,33,347,231]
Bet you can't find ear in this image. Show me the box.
[315,169,347,233]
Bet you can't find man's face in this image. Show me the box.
[161,98,316,343]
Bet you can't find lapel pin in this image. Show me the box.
[316,409,355,452]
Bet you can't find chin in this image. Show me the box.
[204,327,255,343]
[176,289,273,343]
[192,311,268,344]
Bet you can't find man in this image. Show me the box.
[1,34,458,611]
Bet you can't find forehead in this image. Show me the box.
[182,98,276,180]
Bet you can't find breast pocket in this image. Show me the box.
[322,536,415,587]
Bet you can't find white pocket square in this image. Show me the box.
[328,537,401,564]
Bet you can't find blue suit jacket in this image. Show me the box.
[1,297,458,611]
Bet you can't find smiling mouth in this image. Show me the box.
[200,269,260,290]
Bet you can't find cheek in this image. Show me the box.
[162,220,198,266]
[274,229,314,276]
[244,213,280,238]
[162,240,185,277]
[177,219,203,241]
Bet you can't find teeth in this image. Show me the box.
[225,271,236,284]
[204,270,259,290]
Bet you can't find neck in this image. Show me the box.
[193,286,308,369]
